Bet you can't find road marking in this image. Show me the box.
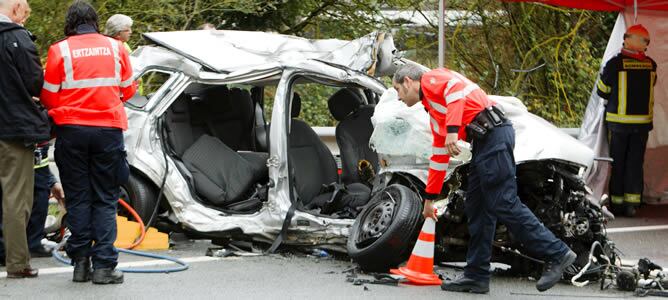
[607,224,668,234]
[1,256,231,277]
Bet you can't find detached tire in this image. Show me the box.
[119,172,158,223]
[347,184,423,272]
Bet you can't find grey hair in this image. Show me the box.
[104,14,133,37]
[392,63,426,84]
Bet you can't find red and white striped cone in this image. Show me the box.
[390,217,442,285]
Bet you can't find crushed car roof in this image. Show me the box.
[142,30,397,76]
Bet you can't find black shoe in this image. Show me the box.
[441,276,489,294]
[536,250,577,292]
[623,205,637,217]
[30,246,53,258]
[0,256,5,267]
[92,268,124,284]
[72,257,91,282]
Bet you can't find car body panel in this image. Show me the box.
[141,30,397,77]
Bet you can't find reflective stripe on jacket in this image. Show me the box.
[420,68,494,198]
[597,50,656,131]
[41,30,136,130]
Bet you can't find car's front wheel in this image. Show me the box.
[347,184,423,272]
[119,172,158,223]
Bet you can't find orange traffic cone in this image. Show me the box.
[390,217,442,285]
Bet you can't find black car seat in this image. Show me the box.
[288,93,371,211]
[165,93,206,156]
[288,93,339,204]
[200,86,255,151]
[328,88,378,185]
[182,135,266,207]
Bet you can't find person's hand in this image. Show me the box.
[445,133,460,156]
[50,182,65,204]
[423,200,438,221]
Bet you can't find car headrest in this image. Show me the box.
[171,94,192,113]
[328,88,363,121]
[291,92,301,118]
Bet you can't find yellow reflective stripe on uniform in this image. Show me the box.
[605,113,652,124]
[624,193,641,204]
[618,71,627,115]
[432,147,448,155]
[649,71,656,116]
[597,79,611,94]
[611,195,624,205]
[43,81,60,93]
[429,160,449,171]
[34,158,49,169]
[428,100,447,114]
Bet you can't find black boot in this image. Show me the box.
[92,268,124,284]
[441,276,489,294]
[623,204,637,217]
[536,250,577,292]
[72,257,91,282]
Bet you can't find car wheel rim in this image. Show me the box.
[356,192,396,247]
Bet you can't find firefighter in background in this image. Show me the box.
[392,64,576,294]
[597,24,657,217]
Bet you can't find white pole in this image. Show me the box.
[438,0,445,68]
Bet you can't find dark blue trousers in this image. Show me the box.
[55,126,128,269]
[0,166,52,256]
[463,121,569,281]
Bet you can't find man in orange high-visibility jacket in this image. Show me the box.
[40,0,136,285]
[392,64,575,294]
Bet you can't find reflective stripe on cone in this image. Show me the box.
[390,217,442,285]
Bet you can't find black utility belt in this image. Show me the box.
[466,105,507,141]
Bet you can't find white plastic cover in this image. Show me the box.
[579,12,668,200]
[370,90,594,184]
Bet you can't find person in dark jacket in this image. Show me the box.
[0,0,50,278]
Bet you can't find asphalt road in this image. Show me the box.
[1,205,666,300]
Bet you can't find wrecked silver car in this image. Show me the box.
[122,30,397,251]
[123,30,619,282]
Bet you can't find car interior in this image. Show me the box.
[161,80,380,218]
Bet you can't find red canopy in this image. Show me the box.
[506,0,668,11]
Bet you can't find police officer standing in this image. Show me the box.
[40,0,136,284]
[392,64,576,294]
[596,25,656,217]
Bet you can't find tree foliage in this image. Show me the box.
[25,0,616,127]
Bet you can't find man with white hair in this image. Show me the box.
[104,13,133,51]
[0,0,49,278]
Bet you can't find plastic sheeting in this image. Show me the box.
[371,89,594,184]
[579,13,668,200]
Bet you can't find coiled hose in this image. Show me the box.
[52,199,188,273]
